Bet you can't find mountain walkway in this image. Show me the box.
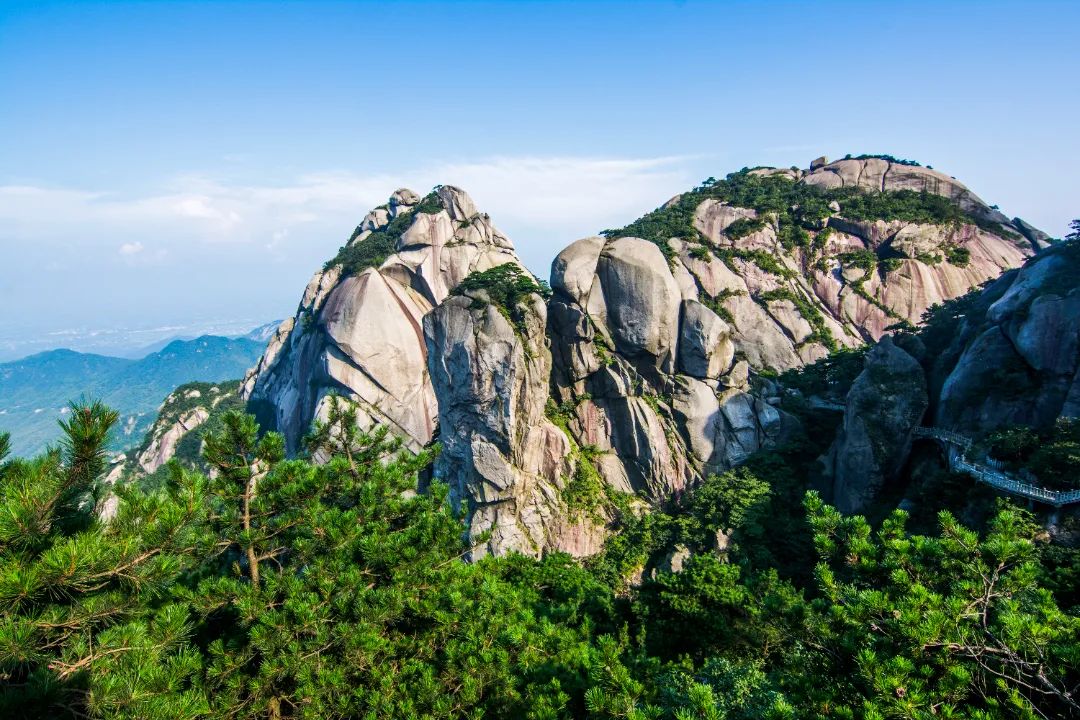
[913,427,1080,508]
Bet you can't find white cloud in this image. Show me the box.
[0,155,696,278]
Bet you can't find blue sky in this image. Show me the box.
[1,0,1077,358]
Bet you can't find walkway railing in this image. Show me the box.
[913,427,1080,508]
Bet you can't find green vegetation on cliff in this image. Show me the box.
[134,381,246,489]
[452,262,552,334]
[327,190,442,276]
[601,168,1016,261]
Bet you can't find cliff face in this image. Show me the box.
[820,336,928,514]
[815,240,1077,515]
[933,240,1080,435]
[426,287,603,559]
[241,186,518,455]
[241,156,1046,556]
[547,235,789,503]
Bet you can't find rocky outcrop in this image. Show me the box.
[821,336,929,513]
[242,186,517,454]
[618,156,1040,375]
[548,235,792,500]
[138,406,210,474]
[803,156,1009,224]
[425,289,602,559]
[132,383,238,475]
[97,381,241,521]
[934,241,1080,436]
[242,156,1050,556]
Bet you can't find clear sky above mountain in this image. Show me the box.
[1,0,1077,358]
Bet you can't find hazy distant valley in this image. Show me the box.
[0,333,268,456]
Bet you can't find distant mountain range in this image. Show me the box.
[0,319,282,361]
[0,335,267,457]
[115,321,284,358]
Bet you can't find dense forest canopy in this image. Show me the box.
[1,388,1077,719]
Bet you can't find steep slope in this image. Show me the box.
[242,186,520,453]
[0,336,264,456]
[244,155,1047,557]
[426,266,603,556]
[131,380,244,477]
[547,235,790,500]
[932,239,1080,435]
[819,336,929,513]
[804,238,1078,516]
[243,187,602,557]
[239,321,283,343]
[98,380,245,520]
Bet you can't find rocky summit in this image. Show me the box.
[241,155,1048,558]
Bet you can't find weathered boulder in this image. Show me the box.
[593,238,682,374]
[693,200,757,243]
[551,236,604,305]
[822,336,928,513]
[389,187,420,214]
[677,300,734,379]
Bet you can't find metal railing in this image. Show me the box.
[913,426,973,450]
[913,426,1080,508]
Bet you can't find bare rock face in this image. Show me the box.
[548,234,794,499]
[593,238,682,374]
[425,289,603,558]
[678,300,734,379]
[240,157,1051,558]
[821,336,929,513]
[242,186,517,454]
[934,241,1080,435]
[138,406,210,474]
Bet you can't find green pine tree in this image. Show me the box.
[0,402,208,718]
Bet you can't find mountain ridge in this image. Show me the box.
[0,335,265,457]
[240,154,1052,557]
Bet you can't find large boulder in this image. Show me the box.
[822,336,928,514]
[551,236,604,305]
[593,237,682,374]
[677,300,734,379]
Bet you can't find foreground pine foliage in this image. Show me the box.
[0,400,1076,719]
